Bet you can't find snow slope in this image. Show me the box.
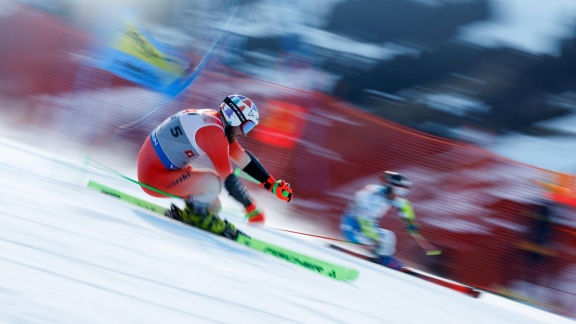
[0,137,573,323]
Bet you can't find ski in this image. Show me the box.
[328,244,480,298]
[87,180,359,282]
[235,235,359,281]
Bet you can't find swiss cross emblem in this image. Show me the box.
[185,150,194,158]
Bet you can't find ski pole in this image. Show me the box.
[85,155,258,194]
[271,228,370,246]
[84,155,180,198]
[85,156,373,248]
[410,232,442,255]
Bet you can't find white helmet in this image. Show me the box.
[382,171,412,197]
[220,94,260,134]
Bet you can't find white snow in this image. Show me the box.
[490,113,576,174]
[458,0,576,56]
[223,0,576,57]
[0,136,573,323]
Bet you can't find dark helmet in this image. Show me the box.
[382,171,411,188]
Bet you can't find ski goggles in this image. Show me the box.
[241,120,256,134]
[393,186,410,197]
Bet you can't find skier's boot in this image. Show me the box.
[165,204,184,222]
[377,255,405,271]
[182,200,242,240]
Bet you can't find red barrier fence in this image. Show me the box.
[1,4,575,316]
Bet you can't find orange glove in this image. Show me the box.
[263,177,293,202]
[245,202,266,225]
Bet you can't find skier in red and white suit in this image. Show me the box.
[137,94,293,239]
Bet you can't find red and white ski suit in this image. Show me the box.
[137,108,252,205]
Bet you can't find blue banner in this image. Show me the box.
[91,10,195,97]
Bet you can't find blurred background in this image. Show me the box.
[1,0,576,318]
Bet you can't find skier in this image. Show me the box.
[340,171,420,270]
[137,94,293,240]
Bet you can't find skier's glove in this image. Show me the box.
[245,202,266,224]
[403,219,420,234]
[263,177,293,202]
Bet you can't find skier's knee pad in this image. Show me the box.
[340,215,364,243]
[375,228,397,256]
[188,172,221,205]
